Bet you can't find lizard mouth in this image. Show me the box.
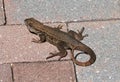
[27,25,38,35]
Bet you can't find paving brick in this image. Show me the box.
[0,24,70,64]
[68,20,120,82]
[0,64,13,82]
[0,0,5,25]
[12,60,76,82]
[4,0,120,24]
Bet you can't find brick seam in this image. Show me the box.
[2,0,7,25]
[10,64,14,82]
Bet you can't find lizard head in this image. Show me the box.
[24,18,40,35]
[24,18,37,28]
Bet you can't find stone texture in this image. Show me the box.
[0,24,70,64]
[0,64,13,82]
[13,60,76,82]
[4,0,120,24]
[0,0,5,25]
[68,20,120,82]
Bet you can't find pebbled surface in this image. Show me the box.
[12,60,76,82]
[4,0,120,24]
[68,20,120,82]
[0,0,120,81]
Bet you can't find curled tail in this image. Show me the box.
[71,45,96,66]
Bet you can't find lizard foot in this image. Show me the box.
[46,52,67,60]
[77,27,88,40]
[57,25,63,29]
[54,25,63,30]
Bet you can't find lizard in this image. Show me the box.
[24,18,96,66]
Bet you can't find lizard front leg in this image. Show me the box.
[32,33,46,43]
[46,42,67,60]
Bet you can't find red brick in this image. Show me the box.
[0,0,5,25]
[0,64,13,82]
[0,24,70,64]
[13,61,76,82]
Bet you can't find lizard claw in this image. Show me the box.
[77,27,85,34]
[56,25,63,29]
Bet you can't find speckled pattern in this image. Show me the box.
[0,0,120,82]
[4,0,120,24]
[68,20,120,82]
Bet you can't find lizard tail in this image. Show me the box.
[71,45,96,66]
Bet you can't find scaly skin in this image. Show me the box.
[24,18,96,66]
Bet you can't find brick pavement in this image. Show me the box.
[0,0,120,82]
[12,61,76,82]
[0,24,70,64]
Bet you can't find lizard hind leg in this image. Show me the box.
[68,27,88,41]
[46,42,67,60]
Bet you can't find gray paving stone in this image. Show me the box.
[68,20,120,82]
[0,0,5,25]
[13,61,76,82]
[0,24,70,64]
[4,0,120,24]
[0,64,13,82]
